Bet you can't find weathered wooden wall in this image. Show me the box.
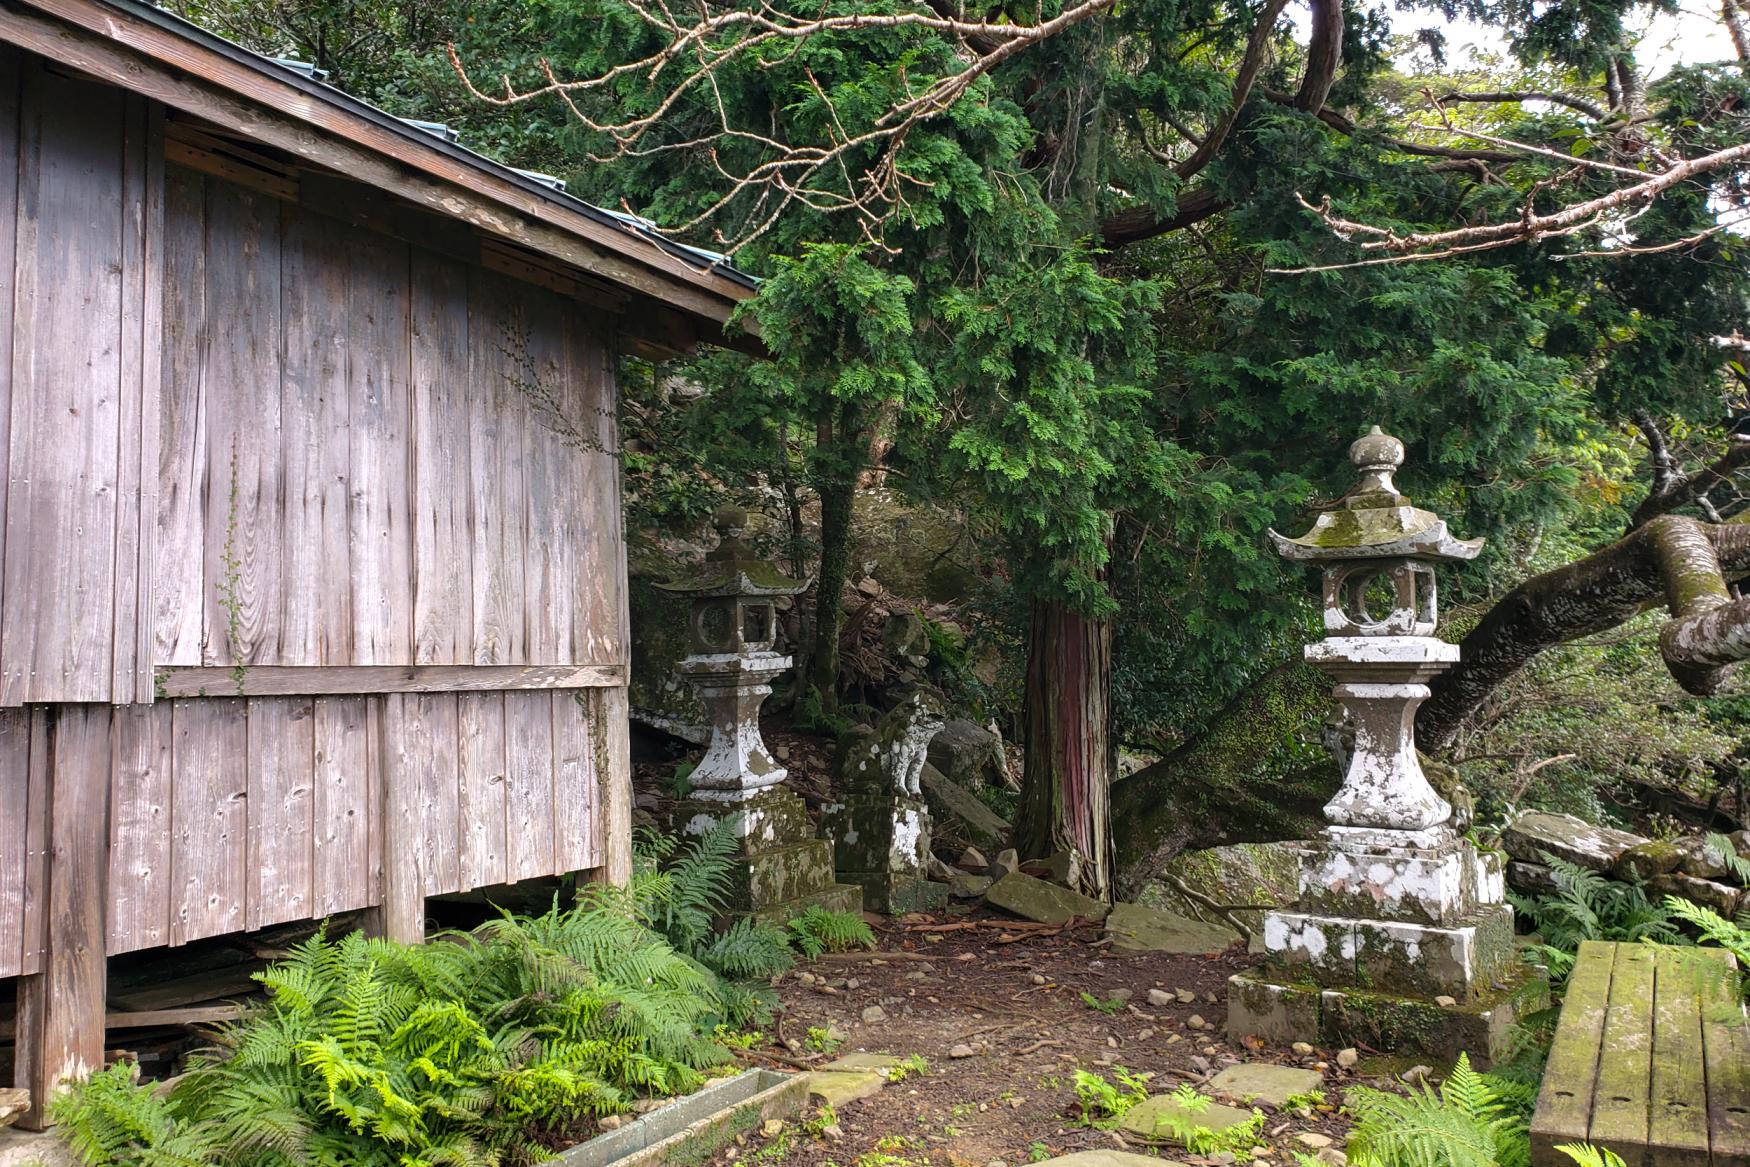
[0,46,631,979]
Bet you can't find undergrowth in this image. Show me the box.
[51,823,862,1167]
[1508,854,1682,983]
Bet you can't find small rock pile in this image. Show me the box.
[1502,811,1750,916]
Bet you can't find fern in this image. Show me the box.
[1555,1144,1628,1167]
[1509,853,1682,984]
[788,907,875,957]
[1704,834,1750,885]
[1345,1054,1530,1167]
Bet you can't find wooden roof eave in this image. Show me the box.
[0,0,760,350]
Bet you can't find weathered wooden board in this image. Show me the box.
[411,251,474,665]
[170,697,248,945]
[311,694,372,916]
[247,695,315,930]
[504,690,557,883]
[467,275,529,666]
[0,709,34,975]
[0,55,18,660]
[107,702,173,954]
[457,691,509,890]
[154,663,623,698]
[1648,946,1711,1166]
[1,64,128,704]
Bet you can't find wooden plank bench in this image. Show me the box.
[1531,940,1750,1166]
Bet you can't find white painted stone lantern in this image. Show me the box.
[657,507,808,801]
[1228,427,1547,1065]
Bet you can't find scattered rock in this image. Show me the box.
[1613,839,1684,882]
[988,848,1022,880]
[1652,872,1741,916]
[1400,1065,1433,1085]
[928,718,1009,790]
[949,871,995,899]
[821,1053,901,1072]
[1336,1048,1359,1069]
[949,1044,978,1059]
[1176,989,1196,1004]
[862,1005,888,1024]
[599,1115,624,1131]
[1505,861,1561,896]
[804,1069,890,1106]
[958,846,991,870]
[1104,901,1238,954]
[1434,995,1457,1008]
[1108,988,1134,1003]
[1291,1042,1315,1056]
[1296,1133,1333,1150]
[1208,1064,1324,1108]
[1502,811,1645,872]
[919,763,1012,853]
[762,1120,785,1138]
[1147,989,1174,1007]
[1120,1096,1259,1147]
[1315,1150,1347,1166]
[1186,1015,1208,1031]
[986,871,1111,925]
[1678,835,1738,881]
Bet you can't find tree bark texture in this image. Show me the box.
[806,412,862,715]
[1016,599,1114,901]
[1420,515,1750,751]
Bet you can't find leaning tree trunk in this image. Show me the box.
[1110,661,1335,897]
[1015,599,1114,901]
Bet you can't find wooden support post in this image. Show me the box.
[598,687,633,888]
[367,695,426,945]
[16,707,111,1129]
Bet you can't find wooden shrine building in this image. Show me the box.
[0,0,754,1123]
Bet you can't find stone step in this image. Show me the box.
[841,871,948,915]
[751,882,865,926]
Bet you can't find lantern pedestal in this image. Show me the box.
[678,652,793,799]
[667,786,865,925]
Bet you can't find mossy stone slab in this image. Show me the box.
[1208,1063,1325,1108]
[819,1053,901,1072]
[802,1070,889,1106]
[1031,1154,1179,1167]
[1104,901,1236,954]
[985,871,1110,925]
[1118,1095,1258,1146]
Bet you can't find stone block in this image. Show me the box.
[1295,840,1485,925]
[1207,1063,1326,1108]
[985,871,1110,924]
[1225,972,1322,1047]
[740,840,836,911]
[803,1070,888,1106]
[1103,902,1237,954]
[844,872,948,915]
[750,882,864,926]
[1502,811,1645,872]
[669,787,812,849]
[1350,904,1515,1000]
[1261,912,1355,984]
[1118,1094,1260,1146]
[820,1053,902,1072]
[919,763,1011,852]
[1028,1155,1175,1167]
[826,796,932,877]
[1226,964,1547,1066]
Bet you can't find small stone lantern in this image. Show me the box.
[1227,427,1547,1065]
[656,507,808,800]
[655,508,864,922]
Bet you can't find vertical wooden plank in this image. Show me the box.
[1,66,125,704]
[579,318,625,665]
[311,694,371,915]
[0,54,22,666]
[199,179,282,668]
[246,696,316,930]
[169,697,248,945]
[503,690,555,881]
[19,709,48,976]
[412,692,461,897]
[1588,942,1657,1154]
[154,166,208,668]
[1531,940,1616,1159]
[410,252,473,665]
[279,205,353,664]
[111,95,162,703]
[346,229,413,665]
[16,706,111,1129]
[0,710,31,975]
[106,702,171,955]
[467,275,527,664]
[518,291,569,664]
[127,101,166,704]
[373,694,426,943]
[597,685,633,887]
[457,691,508,890]
[1647,945,1711,1165]
[1703,955,1750,1165]
[552,689,597,873]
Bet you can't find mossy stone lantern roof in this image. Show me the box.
[655,508,810,600]
[1269,427,1484,564]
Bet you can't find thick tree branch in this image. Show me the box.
[1420,515,1750,750]
[1293,0,1342,111]
[1434,89,1610,121]
[1099,186,1228,247]
[1630,431,1750,528]
[1175,0,1291,180]
[1264,91,1521,164]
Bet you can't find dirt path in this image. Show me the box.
[724,915,1361,1167]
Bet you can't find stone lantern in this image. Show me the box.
[657,507,807,800]
[656,508,862,921]
[1226,427,1546,1064]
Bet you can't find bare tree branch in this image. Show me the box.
[1175,0,1291,180]
[1434,89,1610,121]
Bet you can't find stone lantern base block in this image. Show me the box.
[1261,902,1516,1001]
[823,795,944,916]
[1225,963,1549,1067]
[845,872,950,915]
[1294,836,1504,926]
[666,788,864,921]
